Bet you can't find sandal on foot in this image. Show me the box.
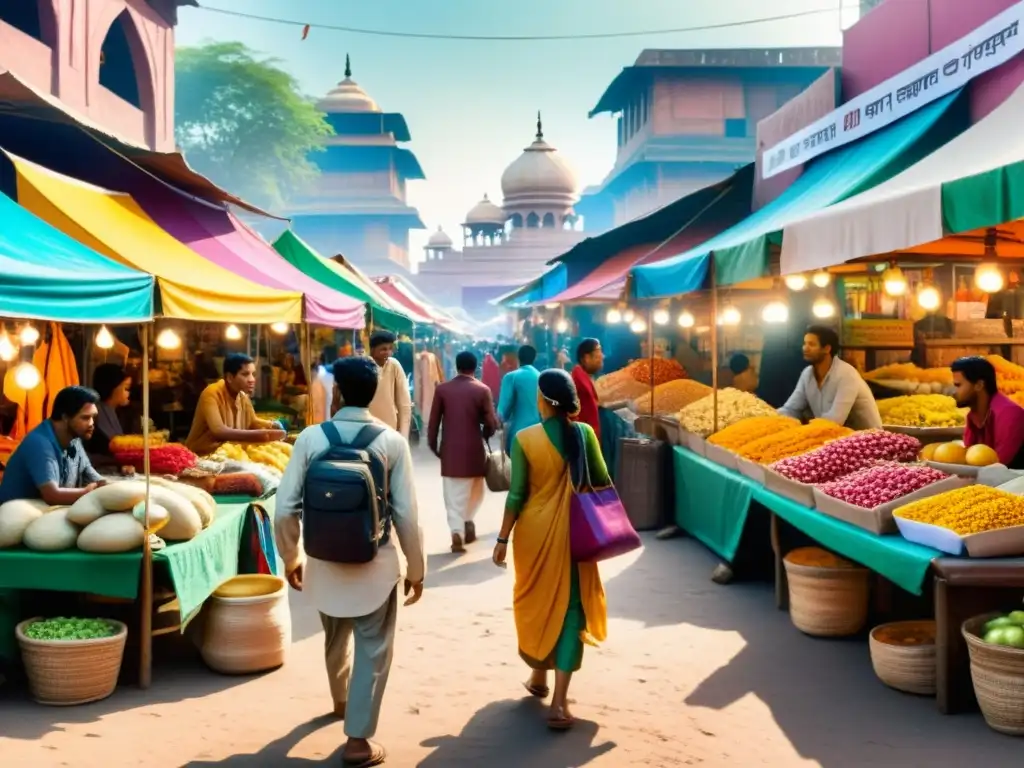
[523,680,550,698]
[342,741,386,767]
[546,710,575,731]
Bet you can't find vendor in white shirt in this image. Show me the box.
[778,325,882,430]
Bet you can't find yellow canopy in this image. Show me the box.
[11,154,303,323]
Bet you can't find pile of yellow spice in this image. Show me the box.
[894,485,1024,536]
[707,415,800,451]
[736,419,853,465]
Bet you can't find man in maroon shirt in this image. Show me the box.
[571,338,604,440]
[952,356,1024,469]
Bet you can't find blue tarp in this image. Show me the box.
[495,263,568,308]
[631,92,963,299]
[0,191,154,323]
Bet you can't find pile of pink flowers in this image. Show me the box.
[772,430,921,485]
[817,462,948,509]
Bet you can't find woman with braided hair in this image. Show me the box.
[492,369,610,730]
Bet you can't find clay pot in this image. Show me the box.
[200,575,291,675]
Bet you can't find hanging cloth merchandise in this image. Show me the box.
[5,324,81,439]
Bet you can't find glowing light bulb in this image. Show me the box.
[761,301,789,324]
[677,311,695,329]
[19,324,39,346]
[555,318,569,333]
[917,285,941,312]
[156,328,181,351]
[95,325,115,350]
[544,303,560,310]
[14,362,41,391]
[719,306,741,326]
[882,266,907,297]
[812,271,831,288]
[629,318,647,334]
[622,309,635,323]
[0,330,16,362]
[975,263,1005,293]
[271,322,290,335]
[812,297,836,319]
[606,308,622,324]
[784,274,809,292]
[225,324,243,341]
[653,308,670,326]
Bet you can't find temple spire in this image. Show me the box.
[536,111,543,140]
[345,54,352,79]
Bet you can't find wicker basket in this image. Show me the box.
[16,618,127,706]
[963,613,1024,736]
[869,620,937,695]
[201,575,290,675]
[784,547,870,637]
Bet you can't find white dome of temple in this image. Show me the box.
[463,195,506,226]
[500,113,578,210]
[317,55,380,113]
[427,226,453,248]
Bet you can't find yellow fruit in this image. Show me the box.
[933,442,967,465]
[920,443,939,461]
[965,444,999,467]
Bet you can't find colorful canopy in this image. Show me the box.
[272,231,412,332]
[373,276,468,334]
[780,82,1024,273]
[494,264,568,309]
[135,192,366,329]
[630,92,962,299]
[10,154,303,323]
[0,191,154,323]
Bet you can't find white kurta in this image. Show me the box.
[442,476,484,535]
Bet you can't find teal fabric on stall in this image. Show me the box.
[673,448,756,562]
[631,92,962,299]
[0,190,154,322]
[753,487,940,595]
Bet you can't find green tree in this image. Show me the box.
[175,41,331,211]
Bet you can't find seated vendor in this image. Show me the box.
[85,363,132,458]
[185,353,285,457]
[729,354,759,394]
[778,325,882,430]
[952,356,1024,469]
[0,386,107,505]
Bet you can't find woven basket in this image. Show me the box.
[963,613,1024,736]
[784,547,870,637]
[16,618,127,706]
[201,575,290,675]
[869,620,937,695]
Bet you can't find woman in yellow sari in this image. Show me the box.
[492,369,609,730]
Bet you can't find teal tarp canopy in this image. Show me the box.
[631,91,963,299]
[0,191,154,323]
[494,263,568,308]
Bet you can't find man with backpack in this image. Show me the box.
[276,357,426,768]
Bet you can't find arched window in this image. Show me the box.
[526,212,539,229]
[510,213,523,229]
[542,213,555,228]
[0,0,44,42]
[100,11,142,107]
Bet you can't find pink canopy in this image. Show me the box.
[138,193,365,329]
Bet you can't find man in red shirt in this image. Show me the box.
[571,338,604,440]
[952,356,1024,469]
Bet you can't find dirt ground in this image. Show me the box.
[0,444,1021,767]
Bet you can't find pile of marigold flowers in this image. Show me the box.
[894,485,1024,536]
[736,419,852,465]
[707,415,801,452]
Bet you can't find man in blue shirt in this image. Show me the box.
[0,386,106,505]
[497,345,542,453]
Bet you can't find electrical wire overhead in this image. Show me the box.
[195,3,857,42]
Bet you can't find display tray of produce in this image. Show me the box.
[923,460,997,477]
[703,442,738,471]
[682,429,706,456]
[735,456,766,484]
[763,467,816,508]
[894,485,1024,557]
[884,425,964,440]
[920,441,1001,476]
[813,472,969,535]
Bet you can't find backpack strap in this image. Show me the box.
[320,420,344,447]
[350,424,387,450]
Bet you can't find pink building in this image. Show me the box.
[0,0,192,151]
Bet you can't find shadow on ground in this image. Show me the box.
[182,714,342,766]
[603,534,1020,767]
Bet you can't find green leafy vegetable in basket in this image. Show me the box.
[24,617,118,641]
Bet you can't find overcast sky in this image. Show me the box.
[177,1,861,260]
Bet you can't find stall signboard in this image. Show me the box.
[843,319,915,348]
[762,1,1024,179]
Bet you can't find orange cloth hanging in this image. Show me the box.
[4,323,79,439]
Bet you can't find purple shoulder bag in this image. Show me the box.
[568,425,641,563]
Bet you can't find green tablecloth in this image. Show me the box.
[673,447,757,562]
[671,447,943,595]
[752,487,940,596]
